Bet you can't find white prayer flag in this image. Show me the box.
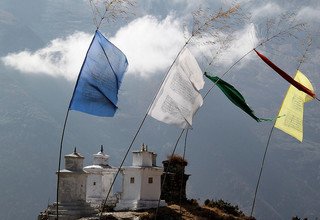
[148,48,204,128]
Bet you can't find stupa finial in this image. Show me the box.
[100,145,104,153]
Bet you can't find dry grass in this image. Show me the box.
[89,0,135,28]
[92,203,256,220]
[167,154,188,166]
[142,204,255,220]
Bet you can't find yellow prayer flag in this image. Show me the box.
[275,70,314,142]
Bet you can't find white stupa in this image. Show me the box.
[42,148,97,220]
[115,144,166,210]
[84,145,117,207]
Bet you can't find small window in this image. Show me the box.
[93,182,96,186]
[130,177,135,183]
[148,177,153,184]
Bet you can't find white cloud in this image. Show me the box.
[195,23,258,67]
[297,7,320,22]
[2,15,186,80]
[2,32,92,81]
[171,0,207,10]
[222,24,258,65]
[1,14,257,81]
[251,2,282,19]
[110,15,186,78]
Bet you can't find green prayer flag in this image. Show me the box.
[204,72,271,122]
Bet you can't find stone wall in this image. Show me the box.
[161,156,190,203]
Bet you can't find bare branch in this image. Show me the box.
[257,12,307,47]
[189,3,250,68]
[191,4,243,38]
[296,34,312,70]
[89,0,136,29]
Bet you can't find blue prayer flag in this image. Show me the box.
[69,30,128,116]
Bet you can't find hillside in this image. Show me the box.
[79,203,255,220]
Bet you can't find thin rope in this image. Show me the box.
[203,48,254,100]
[99,112,148,218]
[250,124,275,216]
[55,109,70,220]
[179,129,189,219]
[154,129,185,220]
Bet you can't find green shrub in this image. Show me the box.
[204,198,244,217]
[204,199,210,206]
[292,216,308,220]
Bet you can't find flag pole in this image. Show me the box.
[55,109,70,220]
[99,112,149,217]
[154,129,185,220]
[202,32,280,100]
[151,46,262,220]
[250,40,316,216]
[250,123,275,216]
[250,70,316,216]
[179,129,189,217]
[203,20,308,99]
[134,16,304,220]
[144,36,192,114]
[55,32,97,220]
[99,38,192,218]
[99,8,301,219]
[99,7,245,216]
[55,2,132,218]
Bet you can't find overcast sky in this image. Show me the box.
[0,1,320,220]
[3,0,319,81]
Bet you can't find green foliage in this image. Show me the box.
[292,216,308,220]
[204,198,244,217]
